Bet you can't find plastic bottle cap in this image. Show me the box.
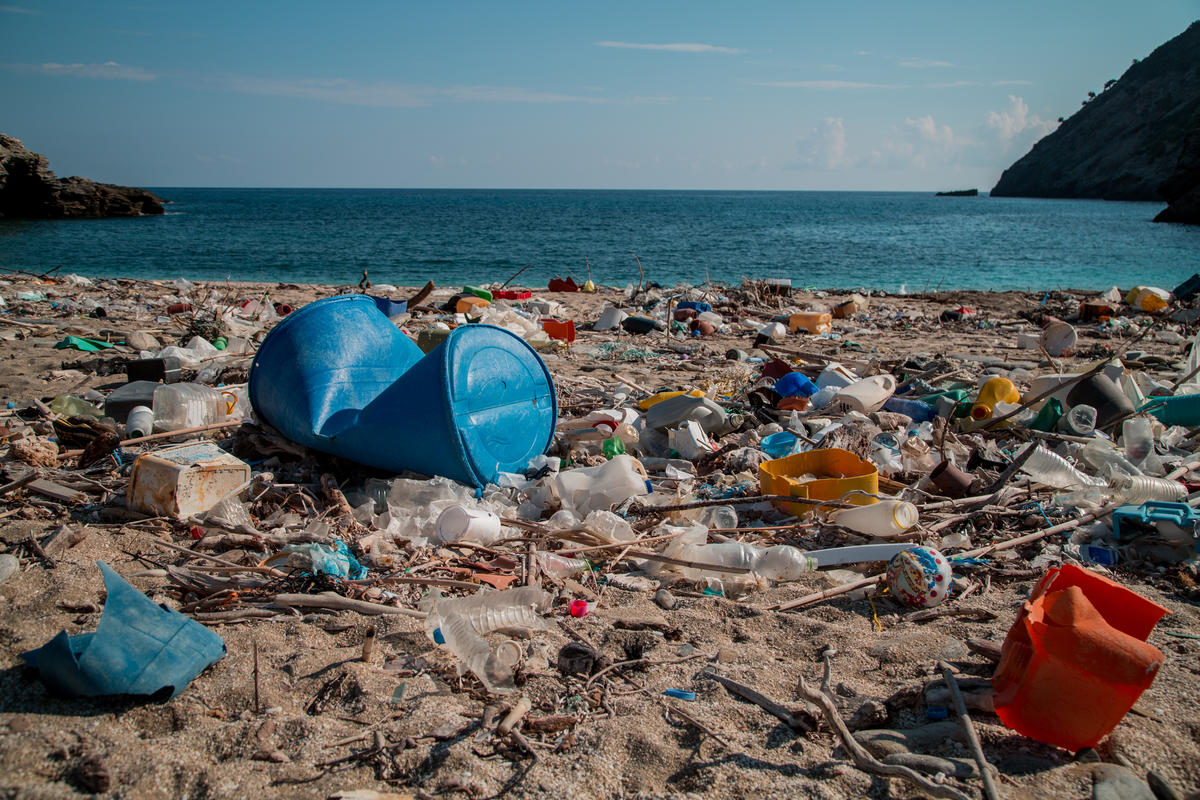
[570,600,589,617]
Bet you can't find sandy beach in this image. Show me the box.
[0,273,1197,800]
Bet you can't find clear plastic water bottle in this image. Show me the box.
[152,383,229,431]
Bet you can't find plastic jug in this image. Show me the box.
[152,384,231,432]
[787,311,832,334]
[992,564,1168,751]
[971,377,1020,420]
[830,499,919,538]
[830,374,896,413]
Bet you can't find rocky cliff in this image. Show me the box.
[0,134,164,219]
[991,21,1200,209]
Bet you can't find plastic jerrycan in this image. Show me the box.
[992,564,1168,751]
[787,311,832,334]
[831,374,896,413]
[971,377,1020,420]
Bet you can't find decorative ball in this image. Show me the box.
[886,546,953,608]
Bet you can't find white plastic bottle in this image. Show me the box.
[830,499,919,538]
[125,405,155,439]
[152,383,228,431]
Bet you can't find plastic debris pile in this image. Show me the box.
[2,271,1199,799]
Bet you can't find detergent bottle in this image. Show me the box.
[971,377,1021,420]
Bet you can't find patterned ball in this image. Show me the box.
[886,546,953,608]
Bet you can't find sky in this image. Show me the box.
[2,1,1197,190]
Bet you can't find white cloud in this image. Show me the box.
[986,95,1054,150]
[867,113,971,170]
[222,76,602,107]
[595,41,743,54]
[31,61,155,81]
[753,80,906,90]
[796,117,849,169]
[898,58,955,68]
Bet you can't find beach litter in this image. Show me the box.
[0,272,1198,798]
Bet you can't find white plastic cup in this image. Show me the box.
[595,307,629,331]
[436,504,502,544]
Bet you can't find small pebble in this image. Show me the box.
[654,588,677,610]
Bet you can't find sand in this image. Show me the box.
[0,273,1197,800]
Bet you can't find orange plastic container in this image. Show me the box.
[992,564,1169,751]
[455,296,490,315]
[971,376,1021,420]
[788,311,832,334]
[541,319,576,343]
[758,447,878,517]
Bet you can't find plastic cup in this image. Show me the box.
[436,505,502,544]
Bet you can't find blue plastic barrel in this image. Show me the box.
[249,295,556,487]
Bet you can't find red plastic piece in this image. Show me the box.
[541,319,576,343]
[547,276,579,292]
[992,564,1169,751]
[492,290,532,300]
[570,599,589,617]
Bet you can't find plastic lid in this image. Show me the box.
[445,326,557,485]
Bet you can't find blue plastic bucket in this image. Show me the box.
[249,295,556,486]
[249,295,425,450]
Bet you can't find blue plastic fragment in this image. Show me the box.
[433,628,445,645]
[926,705,949,721]
[21,562,225,698]
[663,688,696,700]
[1112,501,1200,552]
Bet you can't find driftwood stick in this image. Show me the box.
[705,671,814,732]
[271,592,426,619]
[795,674,971,800]
[940,662,1001,800]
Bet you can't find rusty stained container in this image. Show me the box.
[128,442,250,519]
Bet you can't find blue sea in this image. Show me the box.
[1,189,1196,292]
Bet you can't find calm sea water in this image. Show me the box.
[1,189,1196,292]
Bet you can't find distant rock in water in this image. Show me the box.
[0,133,164,219]
[991,21,1200,205]
[1154,123,1200,225]
[935,189,978,197]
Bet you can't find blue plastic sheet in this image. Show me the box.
[21,562,225,698]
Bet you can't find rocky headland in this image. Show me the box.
[991,21,1200,224]
[0,134,165,219]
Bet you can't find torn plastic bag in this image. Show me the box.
[21,562,225,698]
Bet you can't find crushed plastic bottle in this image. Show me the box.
[423,587,552,694]
[1018,445,1106,489]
